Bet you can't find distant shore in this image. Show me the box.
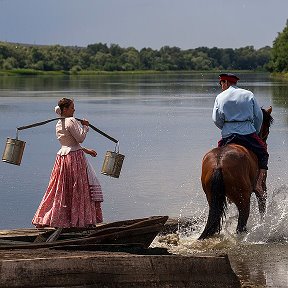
[1,69,287,82]
[0,69,266,77]
[272,72,288,79]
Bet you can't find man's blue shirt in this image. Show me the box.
[212,86,263,138]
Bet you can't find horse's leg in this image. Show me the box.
[255,172,267,219]
[199,168,227,240]
[256,194,266,221]
[236,199,250,234]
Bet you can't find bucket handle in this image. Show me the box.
[16,117,119,144]
[114,142,120,153]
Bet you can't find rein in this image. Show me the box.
[260,129,269,142]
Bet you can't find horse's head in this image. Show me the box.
[259,106,273,142]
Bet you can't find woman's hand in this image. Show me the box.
[80,119,89,126]
[82,147,97,157]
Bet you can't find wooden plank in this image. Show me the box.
[0,216,168,250]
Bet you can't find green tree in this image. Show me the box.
[268,21,288,72]
[207,47,222,68]
[91,52,112,69]
[110,44,124,57]
[0,43,12,59]
[3,57,18,69]
[119,47,140,70]
[220,48,236,69]
[77,50,91,70]
[87,43,109,55]
[30,47,45,63]
[190,51,212,70]
[256,46,271,70]
[46,45,72,70]
[139,48,156,70]
[235,46,257,70]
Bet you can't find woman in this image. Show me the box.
[32,98,103,228]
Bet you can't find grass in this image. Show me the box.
[271,72,288,80]
[0,69,64,76]
[0,69,284,78]
[0,69,210,76]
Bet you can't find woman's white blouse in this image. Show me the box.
[56,117,89,155]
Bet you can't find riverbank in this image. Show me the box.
[0,69,257,76]
[271,72,288,80]
[0,69,165,76]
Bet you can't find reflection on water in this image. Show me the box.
[0,72,288,287]
[0,73,217,97]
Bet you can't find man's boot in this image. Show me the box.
[255,169,267,215]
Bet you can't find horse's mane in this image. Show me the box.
[261,108,274,127]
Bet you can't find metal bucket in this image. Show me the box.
[2,138,26,166]
[101,151,125,178]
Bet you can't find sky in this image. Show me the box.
[0,0,287,50]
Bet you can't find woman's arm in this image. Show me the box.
[82,147,97,157]
[66,117,89,143]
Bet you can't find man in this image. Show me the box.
[212,73,268,201]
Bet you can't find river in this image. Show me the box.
[0,72,288,287]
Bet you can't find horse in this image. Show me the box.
[199,106,273,240]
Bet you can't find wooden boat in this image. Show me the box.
[0,215,168,250]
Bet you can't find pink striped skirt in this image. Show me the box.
[32,150,103,228]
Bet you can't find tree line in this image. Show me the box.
[266,19,288,73]
[0,42,271,73]
[0,20,287,73]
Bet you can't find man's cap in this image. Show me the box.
[219,73,240,83]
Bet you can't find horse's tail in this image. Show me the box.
[198,168,227,240]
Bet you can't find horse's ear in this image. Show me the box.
[266,106,272,114]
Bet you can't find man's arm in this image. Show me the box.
[253,97,263,134]
[212,99,224,129]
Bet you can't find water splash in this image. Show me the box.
[153,185,288,255]
[152,205,241,255]
[244,185,288,243]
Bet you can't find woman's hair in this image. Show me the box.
[58,98,73,114]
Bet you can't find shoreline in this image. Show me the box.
[0,69,262,76]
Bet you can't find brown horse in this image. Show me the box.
[199,106,273,240]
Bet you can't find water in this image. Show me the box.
[1,72,288,287]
